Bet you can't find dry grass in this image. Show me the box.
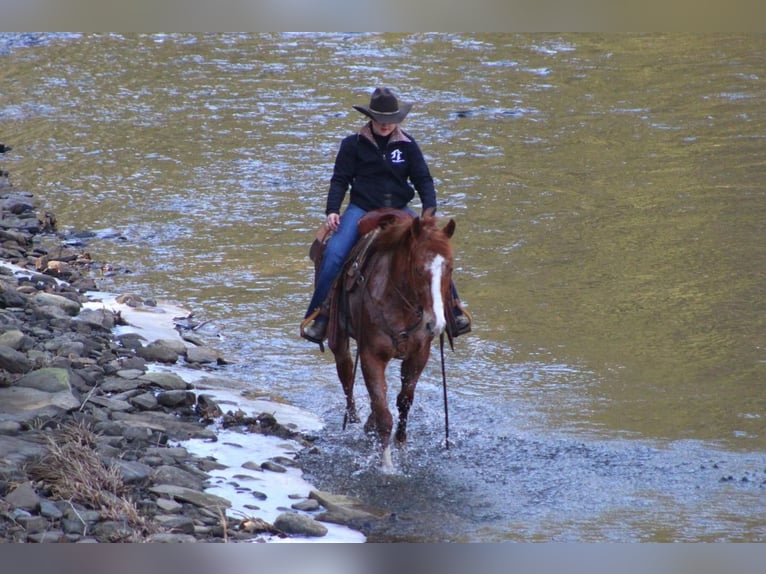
[27,420,152,539]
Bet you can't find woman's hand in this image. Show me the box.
[326,213,340,231]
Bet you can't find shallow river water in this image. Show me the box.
[1,33,764,541]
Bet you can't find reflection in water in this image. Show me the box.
[1,33,764,541]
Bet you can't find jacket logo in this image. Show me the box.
[390,149,405,164]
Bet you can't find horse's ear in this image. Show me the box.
[443,218,456,238]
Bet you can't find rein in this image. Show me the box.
[440,332,450,449]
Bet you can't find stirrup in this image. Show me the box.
[300,310,327,350]
[450,304,473,337]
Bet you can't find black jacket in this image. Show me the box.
[325,122,437,215]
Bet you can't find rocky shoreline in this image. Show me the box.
[0,161,382,542]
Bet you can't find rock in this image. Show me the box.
[136,340,180,364]
[110,459,153,484]
[116,368,144,380]
[156,497,184,513]
[99,377,143,393]
[39,499,64,520]
[146,532,198,543]
[87,395,133,412]
[273,512,328,537]
[0,329,30,350]
[0,420,21,434]
[32,292,81,315]
[0,385,80,421]
[149,484,231,510]
[185,346,219,364]
[16,367,73,393]
[139,371,188,390]
[15,514,49,533]
[5,482,41,511]
[156,390,196,408]
[261,461,287,473]
[151,465,205,490]
[91,521,135,543]
[310,490,390,525]
[291,499,320,511]
[0,343,32,373]
[73,307,115,330]
[27,530,66,543]
[155,515,196,534]
[130,391,158,411]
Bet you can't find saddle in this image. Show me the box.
[307,209,414,349]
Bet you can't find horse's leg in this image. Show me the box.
[395,347,431,445]
[360,352,394,470]
[331,334,359,426]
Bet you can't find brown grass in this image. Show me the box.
[27,420,153,540]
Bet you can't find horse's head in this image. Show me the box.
[407,216,456,337]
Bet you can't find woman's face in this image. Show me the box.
[371,120,399,136]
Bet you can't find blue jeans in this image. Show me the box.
[304,204,460,319]
[305,204,368,318]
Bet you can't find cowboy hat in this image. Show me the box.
[353,87,413,124]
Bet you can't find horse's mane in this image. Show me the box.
[373,215,452,256]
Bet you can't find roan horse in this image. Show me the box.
[306,209,457,471]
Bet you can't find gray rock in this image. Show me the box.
[91,521,135,542]
[99,376,143,393]
[0,343,32,373]
[0,420,21,434]
[261,461,287,473]
[139,371,188,390]
[156,497,184,513]
[0,385,80,422]
[156,390,196,408]
[130,391,158,411]
[0,433,47,466]
[310,490,390,525]
[185,346,219,364]
[15,514,50,533]
[32,292,81,315]
[291,499,320,511]
[146,532,198,543]
[87,395,133,412]
[136,340,180,364]
[155,515,196,534]
[151,465,205,490]
[73,307,115,330]
[110,458,153,484]
[116,368,144,380]
[16,367,73,393]
[0,329,30,350]
[5,482,41,511]
[273,512,328,537]
[56,341,85,357]
[40,499,64,519]
[27,530,66,543]
[149,484,231,510]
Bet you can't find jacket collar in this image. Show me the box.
[359,122,411,147]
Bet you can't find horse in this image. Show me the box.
[323,209,457,471]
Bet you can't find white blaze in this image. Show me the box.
[428,254,447,335]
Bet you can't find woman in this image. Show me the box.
[302,87,470,343]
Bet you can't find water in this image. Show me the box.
[1,32,764,541]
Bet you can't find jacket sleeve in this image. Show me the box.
[325,135,356,215]
[407,139,437,213]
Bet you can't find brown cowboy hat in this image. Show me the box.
[353,87,413,124]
